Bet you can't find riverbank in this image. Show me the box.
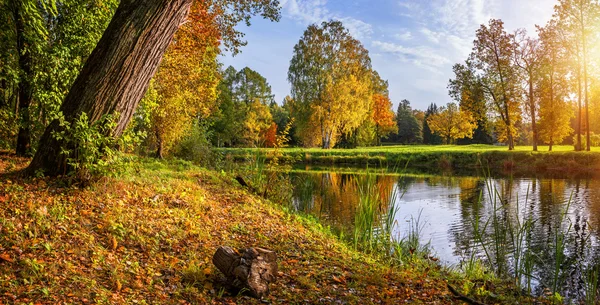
[219,145,600,175]
[0,153,552,304]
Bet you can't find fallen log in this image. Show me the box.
[212,246,278,298]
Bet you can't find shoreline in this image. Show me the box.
[220,146,600,176]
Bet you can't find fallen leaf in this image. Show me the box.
[111,236,118,250]
[0,253,13,263]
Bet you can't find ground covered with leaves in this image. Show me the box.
[0,153,547,304]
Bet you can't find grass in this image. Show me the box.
[220,144,600,155]
[219,144,600,175]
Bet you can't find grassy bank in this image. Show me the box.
[0,154,457,304]
[0,153,560,304]
[219,145,600,175]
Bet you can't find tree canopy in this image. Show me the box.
[288,20,373,149]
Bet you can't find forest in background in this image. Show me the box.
[0,0,599,178]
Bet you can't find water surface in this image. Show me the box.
[287,167,600,300]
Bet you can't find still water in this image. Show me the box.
[287,167,600,299]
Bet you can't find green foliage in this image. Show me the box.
[448,62,493,144]
[0,0,117,150]
[0,107,17,149]
[174,120,218,168]
[51,112,118,180]
[208,66,276,148]
[395,100,422,144]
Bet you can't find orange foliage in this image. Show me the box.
[371,94,398,139]
[262,122,278,148]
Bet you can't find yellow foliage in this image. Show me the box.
[243,99,273,147]
[427,103,477,144]
[147,2,221,156]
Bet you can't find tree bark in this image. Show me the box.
[528,79,537,152]
[28,0,193,175]
[15,2,33,156]
[155,131,164,159]
[576,63,583,151]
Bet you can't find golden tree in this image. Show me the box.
[243,99,273,147]
[288,21,372,148]
[149,2,220,158]
[427,103,477,144]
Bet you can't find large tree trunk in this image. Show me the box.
[583,42,590,152]
[28,0,193,175]
[529,79,537,152]
[576,66,583,151]
[15,3,33,156]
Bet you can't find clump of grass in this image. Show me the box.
[584,264,600,305]
[351,172,431,266]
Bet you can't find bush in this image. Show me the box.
[173,120,219,168]
[51,112,119,181]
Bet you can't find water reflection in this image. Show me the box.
[289,170,600,301]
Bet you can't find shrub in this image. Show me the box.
[51,112,119,181]
[173,120,220,168]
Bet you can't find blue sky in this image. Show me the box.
[220,0,556,111]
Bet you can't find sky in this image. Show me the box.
[220,0,556,111]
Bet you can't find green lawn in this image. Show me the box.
[219,145,600,174]
[276,144,600,153]
[221,144,600,154]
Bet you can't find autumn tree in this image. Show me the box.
[28,0,280,175]
[513,29,543,151]
[537,22,574,151]
[243,99,273,147]
[427,103,477,144]
[288,20,372,149]
[208,66,276,147]
[423,103,442,144]
[553,0,600,151]
[395,99,422,144]
[262,122,278,148]
[470,19,521,150]
[448,61,493,144]
[147,1,220,158]
[371,94,397,145]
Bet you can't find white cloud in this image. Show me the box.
[419,28,442,44]
[339,17,374,40]
[281,0,330,24]
[372,40,451,73]
[394,29,413,41]
[280,0,373,40]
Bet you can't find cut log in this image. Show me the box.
[212,246,277,298]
